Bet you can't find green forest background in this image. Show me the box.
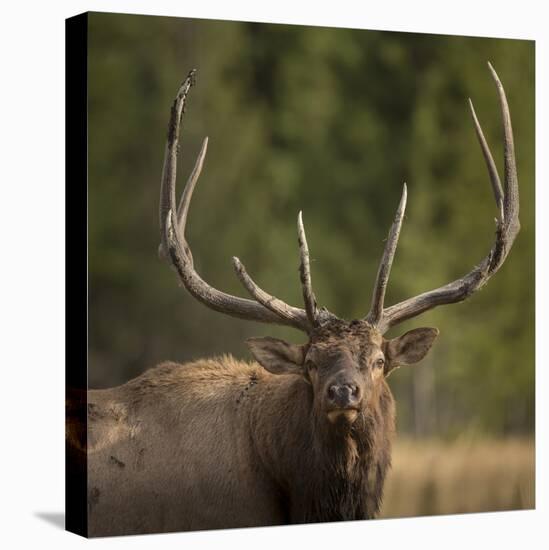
[87,13,534,439]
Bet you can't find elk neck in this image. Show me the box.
[248,370,396,522]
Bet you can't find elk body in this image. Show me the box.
[82,65,519,537]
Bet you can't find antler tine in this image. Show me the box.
[297,211,319,327]
[375,63,520,333]
[175,135,209,264]
[232,257,313,331]
[158,70,197,262]
[365,183,407,326]
[158,136,208,263]
[487,61,520,238]
[468,98,504,222]
[159,70,311,331]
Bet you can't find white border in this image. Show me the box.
[0,1,546,548]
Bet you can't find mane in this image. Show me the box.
[250,372,395,523]
[298,382,395,522]
[120,354,264,408]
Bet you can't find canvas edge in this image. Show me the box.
[65,11,89,539]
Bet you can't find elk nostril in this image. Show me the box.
[328,384,360,405]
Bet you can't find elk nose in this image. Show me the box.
[327,383,360,408]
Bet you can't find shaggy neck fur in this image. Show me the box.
[250,371,395,523]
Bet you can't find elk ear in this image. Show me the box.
[384,327,439,373]
[246,337,306,376]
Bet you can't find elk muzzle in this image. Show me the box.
[326,382,362,424]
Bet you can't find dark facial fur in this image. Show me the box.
[249,319,396,522]
[304,320,386,422]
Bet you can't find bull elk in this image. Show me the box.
[83,64,519,536]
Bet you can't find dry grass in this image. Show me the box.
[380,438,535,519]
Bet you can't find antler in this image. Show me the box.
[366,184,407,326]
[160,65,519,337]
[159,70,333,333]
[365,62,520,333]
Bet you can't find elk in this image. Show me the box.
[83,64,519,537]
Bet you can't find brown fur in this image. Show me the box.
[79,319,437,536]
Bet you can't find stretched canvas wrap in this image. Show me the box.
[65,11,535,538]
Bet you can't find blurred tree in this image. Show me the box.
[87,13,534,437]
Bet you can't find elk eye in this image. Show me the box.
[375,358,385,369]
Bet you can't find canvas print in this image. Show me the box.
[65,12,535,538]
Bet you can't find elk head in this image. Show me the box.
[159,64,519,428]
